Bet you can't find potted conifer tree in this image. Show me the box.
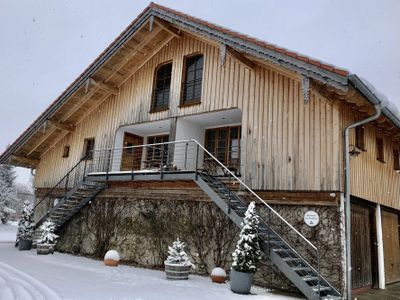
[164,238,193,280]
[230,202,262,294]
[16,200,34,251]
[37,220,58,255]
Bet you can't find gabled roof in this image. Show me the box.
[1,2,399,167]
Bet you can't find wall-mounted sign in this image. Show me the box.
[304,210,319,227]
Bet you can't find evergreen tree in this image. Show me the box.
[165,238,192,266]
[0,164,17,223]
[37,220,58,245]
[232,202,262,273]
[16,200,34,240]
[0,164,16,188]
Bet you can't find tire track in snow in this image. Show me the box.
[0,261,62,300]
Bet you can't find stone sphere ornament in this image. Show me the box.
[104,250,120,267]
[211,267,227,283]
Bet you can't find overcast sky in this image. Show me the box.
[1,0,399,185]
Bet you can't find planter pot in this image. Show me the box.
[164,262,191,280]
[211,267,227,284]
[230,268,253,294]
[211,274,226,284]
[37,244,55,255]
[18,239,32,251]
[104,259,119,267]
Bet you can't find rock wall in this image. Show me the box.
[55,191,344,294]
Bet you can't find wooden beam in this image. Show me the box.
[104,26,163,83]
[154,17,181,38]
[226,46,255,69]
[89,78,119,94]
[11,155,39,166]
[27,128,57,156]
[120,35,175,86]
[61,87,100,122]
[47,119,75,132]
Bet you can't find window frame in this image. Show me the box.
[83,138,95,160]
[376,136,385,163]
[62,145,70,158]
[394,146,400,171]
[355,125,366,151]
[180,53,204,107]
[150,61,173,113]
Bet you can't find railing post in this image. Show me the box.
[228,172,231,214]
[160,158,164,180]
[184,142,188,170]
[195,143,199,180]
[106,149,111,181]
[317,249,321,298]
[131,148,135,180]
[267,209,271,254]
[83,158,88,182]
[64,173,69,193]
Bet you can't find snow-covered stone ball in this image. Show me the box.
[104,250,120,267]
[211,267,227,283]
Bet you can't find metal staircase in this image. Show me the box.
[33,157,106,244]
[33,139,342,299]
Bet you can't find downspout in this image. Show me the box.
[344,103,381,299]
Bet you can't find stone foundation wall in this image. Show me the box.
[54,190,344,294]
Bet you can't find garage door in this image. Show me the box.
[382,210,400,284]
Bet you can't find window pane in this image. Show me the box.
[152,63,172,109]
[183,55,203,103]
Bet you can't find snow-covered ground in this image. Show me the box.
[0,224,301,300]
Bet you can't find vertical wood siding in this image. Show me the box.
[345,104,400,209]
[35,34,342,192]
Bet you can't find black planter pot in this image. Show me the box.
[18,239,32,251]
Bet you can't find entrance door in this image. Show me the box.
[120,133,144,171]
[351,203,373,291]
[382,209,400,284]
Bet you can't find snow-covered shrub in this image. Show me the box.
[37,220,59,245]
[104,250,120,261]
[232,202,262,273]
[16,200,34,240]
[0,175,17,224]
[165,238,193,266]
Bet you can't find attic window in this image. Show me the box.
[62,146,70,158]
[355,126,365,151]
[394,147,400,171]
[376,137,385,163]
[151,62,172,111]
[181,54,203,105]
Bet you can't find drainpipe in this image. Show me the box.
[344,103,381,299]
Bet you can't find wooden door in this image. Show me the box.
[120,133,143,171]
[382,210,400,284]
[351,203,373,290]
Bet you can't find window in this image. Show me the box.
[394,147,400,171]
[355,126,365,151]
[146,135,169,168]
[181,54,204,105]
[205,126,241,170]
[151,62,172,111]
[376,137,384,163]
[83,138,95,159]
[62,146,70,158]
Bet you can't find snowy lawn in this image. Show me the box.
[0,224,302,300]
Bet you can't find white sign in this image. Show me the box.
[304,211,319,227]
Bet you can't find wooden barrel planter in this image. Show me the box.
[164,263,191,280]
[104,250,120,267]
[37,244,55,255]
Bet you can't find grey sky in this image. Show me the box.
[1,0,399,185]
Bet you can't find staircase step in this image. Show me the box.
[272,248,292,253]
[312,286,331,292]
[302,276,319,282]
[291,266,311,272]
[283,257,301,262]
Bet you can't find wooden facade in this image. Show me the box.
[34,33,344,195]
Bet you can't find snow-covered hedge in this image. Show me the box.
[232,202,262,273]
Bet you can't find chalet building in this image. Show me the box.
[1,3,399,299]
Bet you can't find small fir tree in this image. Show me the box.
[16,200,34,241]
[232,201,262,273]
[37,220,59,245]
[165,238,192,266]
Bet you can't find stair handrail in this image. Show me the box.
[190,139,318,252]
[33,155,89,220]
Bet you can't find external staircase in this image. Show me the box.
[33,139,341,299]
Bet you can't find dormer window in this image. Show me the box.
[181,54,203,105]
[151,62,172,112]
